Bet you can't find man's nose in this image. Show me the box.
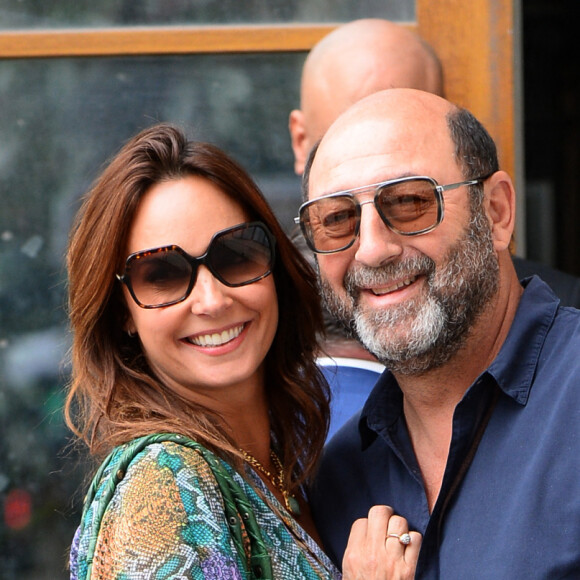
[354,202,403,267]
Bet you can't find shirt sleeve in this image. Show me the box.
[86,442,247,580]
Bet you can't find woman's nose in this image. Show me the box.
[187,265,233,316]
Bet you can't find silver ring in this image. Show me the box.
[387,532,411,545]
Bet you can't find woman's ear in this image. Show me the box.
[289,109,309,176]
[484,170,516,252]
[123,313,137,337]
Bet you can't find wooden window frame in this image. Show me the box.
[0,24,336,57]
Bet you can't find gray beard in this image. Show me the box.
[320,203,499,376]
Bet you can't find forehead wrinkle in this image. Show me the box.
[310,140,419,197]
[322,170,424,199]
[308,92,456,199]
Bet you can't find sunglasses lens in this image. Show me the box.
[376,178,438,233]
[301,196,358,253]
[121,223,275,307]
[126,249,192,307]
[209,223,274,287]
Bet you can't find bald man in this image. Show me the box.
[301,88,580,578]
[288,21,444,437]
[290,19,442,176]
[290,18,580,308]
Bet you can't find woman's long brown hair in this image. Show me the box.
[65,124,329,492]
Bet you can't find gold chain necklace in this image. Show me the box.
[240,449,301,516]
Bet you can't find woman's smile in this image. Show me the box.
[184,322,246,348]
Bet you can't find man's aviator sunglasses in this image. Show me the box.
[296,175,490,254]
[117,221,276,309]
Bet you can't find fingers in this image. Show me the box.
[368,505,395,547]
[342,505,420,580]
[403,531,422,564]
[343,507,392,578]
[385,511,416,556]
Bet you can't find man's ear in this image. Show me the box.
[289,109,308,176]
[484,170,516,252]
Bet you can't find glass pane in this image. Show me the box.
[0,0,414,29]
[0,53,303,579]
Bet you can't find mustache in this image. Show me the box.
[344,254,436,295]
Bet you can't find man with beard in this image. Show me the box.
[290,18,580,440]
[300,88,580,578]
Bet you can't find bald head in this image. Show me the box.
[289,19,444,175]
[304,88,502,223]
[306,89,457,200]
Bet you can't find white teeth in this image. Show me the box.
[371,276,417,296]
[189,324,244,347]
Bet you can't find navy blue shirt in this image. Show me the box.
[310,277,580,579]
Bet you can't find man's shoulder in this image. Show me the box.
[513,256,580,309]
[323,411,365,457]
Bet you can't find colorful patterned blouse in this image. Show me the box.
[70,436,341,579]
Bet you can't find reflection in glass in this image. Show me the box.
[0,0,413,29]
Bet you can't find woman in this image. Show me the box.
[65,124,419,579]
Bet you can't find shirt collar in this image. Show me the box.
[487,275,559,404]
[359,276,559,446]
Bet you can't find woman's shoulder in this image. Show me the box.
[77,433,235,541]
[96,434,230,503]
[72,434,246,580]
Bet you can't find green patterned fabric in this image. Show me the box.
[70,433,341,580]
